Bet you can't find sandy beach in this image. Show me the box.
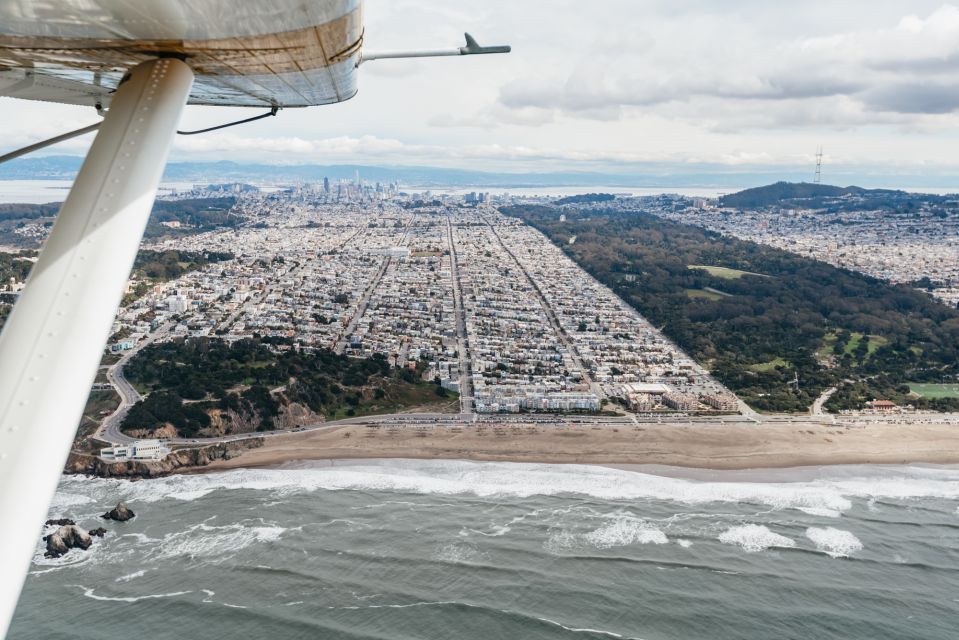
[201,419,959,472]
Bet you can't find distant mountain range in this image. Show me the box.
[0,156,928,191]
[0,155,773,188]
[6,155,959,191]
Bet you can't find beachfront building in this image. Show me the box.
[100,439,171,462]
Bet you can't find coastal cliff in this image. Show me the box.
[65,439,264,479]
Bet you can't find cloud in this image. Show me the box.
[166,131,880,170]
[862,82,959,114]
[174,134,409,156]
[8,0,959,176]
[484,3,959,131]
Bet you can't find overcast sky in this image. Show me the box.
[5,0,959,176]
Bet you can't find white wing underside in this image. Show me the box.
[0,0,363,107]
[0,4,512,636]
[0,3,366,635]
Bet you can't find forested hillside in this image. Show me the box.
[122,337,455,437]
[144,197,240,238]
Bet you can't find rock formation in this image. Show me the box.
[43,524,93,558]
[102,502,135,522]
[88,527,107,537]
[44,518,75,527]
[65,438,264,479]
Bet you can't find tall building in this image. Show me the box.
[323,176,330,193]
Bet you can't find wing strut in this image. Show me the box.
[358,32,510,65]
[0,105,280,165]
[0,58,194,637]
[0,122,101,165]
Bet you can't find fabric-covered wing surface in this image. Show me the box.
[0,0,362,107]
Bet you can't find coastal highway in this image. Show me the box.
[91,398,959,459]
[89,323,959,452]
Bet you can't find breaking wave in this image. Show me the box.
[153,522,286,560]
[55,460,959,517]
[582,515,669,548]
[806,527,863,558]
[76,585,192,603]
[719,525,796,553]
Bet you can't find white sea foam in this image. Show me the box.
[676,539,693,548]
[535,616,627,638]
[154,523,285,560]
[805,527,863,558]
[167,489,216,501]
[46,491,94,514]
[31,534,100,569]
[436,542,485,564]
[796,507,842,518]
[545,529,580,553]
[76,585,192,602]
[115,569,147,583]
[54,460,959,516]
[583,516,668,548]
[119,533,160,545]
[467,510,542,537]
[719,525,796,553]
[545,513,668,552]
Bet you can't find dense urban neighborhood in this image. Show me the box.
[2,180,959,451]
[103,184,737,426]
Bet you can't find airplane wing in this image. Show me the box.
[0,0,363,108]
[0,3,508,636]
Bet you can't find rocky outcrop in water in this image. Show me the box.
[44,518,76,527]
[102,502,135,522]
[64,438,264,480]
[43,524,93,558]
[89,527,107,537]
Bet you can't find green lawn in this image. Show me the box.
[688,265,769,280]
[685,288,724,301]
[844,332,888,356]
[910,383,959,399]
[818,330,888,361]
[749,357,789,372]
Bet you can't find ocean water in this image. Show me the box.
[10,460,959,640]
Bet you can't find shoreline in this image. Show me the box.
[195,457,959,486]
[193,420,959,475]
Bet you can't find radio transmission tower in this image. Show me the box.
[814,146,823,184]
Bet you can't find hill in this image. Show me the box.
[0,202,61,222]
[718,182,957,215]
[554,193,616,205]
[121,337,457,437]
[719,182,883,208]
